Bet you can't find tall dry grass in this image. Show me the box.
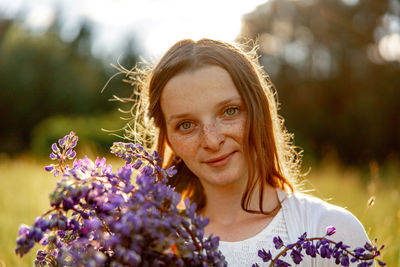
[303,156,400,266]
[0,155,55,267]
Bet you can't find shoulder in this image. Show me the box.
[281,191,371,248]
[284,191,356,219]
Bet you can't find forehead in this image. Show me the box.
[160,65,242,119]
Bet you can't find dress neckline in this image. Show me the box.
[219,189,288,244]
[219,207,283,244]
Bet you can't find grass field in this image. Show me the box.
[0,155,399,266]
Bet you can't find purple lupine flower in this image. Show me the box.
[40,236,49,246]
[258,249,272,262]
[360,262,374,267]
[275,259,291,267]
[103,164,112,174]
[58,138,65,147]
[49,152,57,160]
[34,218,49,232]
[44,165,54,172]
[290,248,303,264]
[36,250,46,263]
[108,193,125,207]
[29,227,43,242]
[70,137,78,148]
[305,242,318,257]
[326,225,336,236]
[341,254,350,266]
[118,164,132,183]
[166,166,178,177]
[68,150,76,159]
[320,244,332,258]
[152,150,159,158]
[273,236,284,249]
[364,242,374,251]
[68,219,80,231]
[297,232,307,244]
[18,225,30,236]
[132,159,143,169]
[51,143,60,153]
[377,259,387,266]
[57,230,66,238]
[83,217,102,231]
[62,197,75,211]
[135,143,143,151]
[95,157,106,168]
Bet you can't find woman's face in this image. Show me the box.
[160,65,248,188]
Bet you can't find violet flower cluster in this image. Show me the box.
[253,226,386,267]
[15,132,227,266]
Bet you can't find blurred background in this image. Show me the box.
[0,0,399,266]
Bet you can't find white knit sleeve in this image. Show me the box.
[313,203,375,267]
[280,191,375,267]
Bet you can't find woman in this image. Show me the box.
[128,38,372,266]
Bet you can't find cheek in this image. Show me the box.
[230,117,247,143]
[239,119,247,137]
[168,133,198,158]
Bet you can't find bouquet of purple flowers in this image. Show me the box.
[15,132,226,266]
[15,132,385,266]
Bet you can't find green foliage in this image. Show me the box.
[241,0,400,164]
[0,20,137,155]
[30,112,127,157]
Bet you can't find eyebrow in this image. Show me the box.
[166,96,243,123]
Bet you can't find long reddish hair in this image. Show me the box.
[127,38,301,214]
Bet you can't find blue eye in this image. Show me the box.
[178,121,193,131]
[224,107,239,117]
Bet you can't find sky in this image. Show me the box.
[1,0,399,62]
[0,0,268,58]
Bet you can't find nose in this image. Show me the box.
[200,122,225,151]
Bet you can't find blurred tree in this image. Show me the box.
[0,18,138,154]
[240,0,400,164]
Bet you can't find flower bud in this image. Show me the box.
[51,143,60,153]
[326,226,336,236]
[68,150,76,159]
[44,165,54,172]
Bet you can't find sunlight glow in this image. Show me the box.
[25,6,55,33]
[1,0,269,57]
[378,33,400,62]
[73,0,269,56]
[84,0,266,57]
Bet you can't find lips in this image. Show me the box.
[203,151,236,167]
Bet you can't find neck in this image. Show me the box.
[199,179,280,225]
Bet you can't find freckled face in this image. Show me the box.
[160,65,248,188]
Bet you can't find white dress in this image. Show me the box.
[218,189,374,266]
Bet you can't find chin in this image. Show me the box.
[202,170,246,187]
